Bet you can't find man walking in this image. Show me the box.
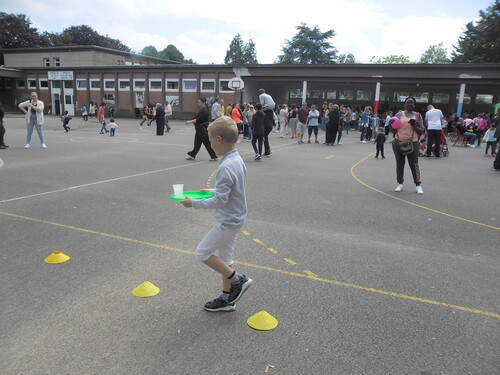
[258,89,276,156]
[425,105,444,157]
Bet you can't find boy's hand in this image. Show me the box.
[180,196,192,208]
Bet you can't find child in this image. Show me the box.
[180,116,252,312]
[482,123,497,156]
[61,110,72,132]
[81,105,88,121]
[374,126,385,158]
[108,119,118,136]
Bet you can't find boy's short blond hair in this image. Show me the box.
[208,116,239,143]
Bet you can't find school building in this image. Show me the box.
[1,45,499,118]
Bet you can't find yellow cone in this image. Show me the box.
[44,251,70,264]
[247,310,278,331]
[132,281,160,297]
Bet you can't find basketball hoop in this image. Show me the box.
[228,77,245,91]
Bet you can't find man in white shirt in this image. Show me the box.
[211,98,220,121]
[425,105,444,157]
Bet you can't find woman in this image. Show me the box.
[98,102,107,134]
[288,104,298,139]
[325,103,340,146]
[140,106,148,126]
[155,103,165,136]
[18,92,46,148]
[390,97,425,195]
[185,97,218,161]
[231,103,242,136]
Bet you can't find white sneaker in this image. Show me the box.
[416,185,424,195]
[24,143,30,149]
[362,140,367,144]
[338,141,342,145]
[395,184,403,192]
[41,144,47,149]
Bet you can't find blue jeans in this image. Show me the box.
[27,115,45,144]
[464,132,476,145]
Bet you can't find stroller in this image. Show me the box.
[420,130,449,157]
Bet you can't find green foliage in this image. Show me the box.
[337,53,357,64]
[370,55,414,64]
[45,25,130,52]
[243,37,258,64]
[141,44,195,64]
[419,43,450,64]
[451,1,500,63]
[276,23,337,64]
[0,12,50,48]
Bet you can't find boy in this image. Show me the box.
[61,110,72,132]
[374,126,386,158]
[180,116,252,312]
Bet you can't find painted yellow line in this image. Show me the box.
[350,154,500,230]
[304,270,318,277]
[241,230,250,236]
[267,247,278,254]
[1,210,498,319]
[284,258,297,265]
[253,238,265,246]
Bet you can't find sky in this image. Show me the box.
[2,0,494,64]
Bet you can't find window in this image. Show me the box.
[432,93,450,103]
[338,90,354,100]
[413,92,429,103]
[393,92,409,102]
[65,95,72,105]
[149,79,162,91]
[5,79,12,89]
[76,79,87,90]
[166,79,179,91]
[90,79,101,90]
[290,89,303,98]
[28,79,37,89]
[103,94,115,104]
[219,80,232,92]
[104,79,116,90]
[16,80,26,89]
[356,90,371,101]
[201,79,215,92]
[307,90,322,98]
[53,57,61,67]
[475,94,493,105]
[134,79,146,91]
[183,79,197,92]
[64,81,73,89]
[326,90,336,99]
[118,79,130,90]
[43,57,50,67]
[455,93,471,104]
[39,79,48,89]
[51,81,61,89]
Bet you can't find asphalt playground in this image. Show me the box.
[0,114,499,375]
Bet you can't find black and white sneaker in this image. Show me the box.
[228,274,253,304]
[204,296,236,312]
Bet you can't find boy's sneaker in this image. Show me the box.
[227,274,252,304]
[416,185,424,195]
[204,296,236,312]
[254,153,261,160]
[394,184,404,192]
[24,143,30,149]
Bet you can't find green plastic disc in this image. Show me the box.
[170,190,213,201]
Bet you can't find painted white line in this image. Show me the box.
[0,162,201,204]
[0,158,3,169]
[69,137,139,143]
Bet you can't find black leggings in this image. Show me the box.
[392,140,421,185]
[252,134,264,155]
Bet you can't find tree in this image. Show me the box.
[452,1,500,63]
[0,13,50,48]
[243,37,258,64]
[370,55,414,64]
[160,44,185,62]
[419,43,450,64]
[141,45,159,57]
[276,23,337,64]
[224,34,245,64]
[45,25,131,52]
[337,53,357,64]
